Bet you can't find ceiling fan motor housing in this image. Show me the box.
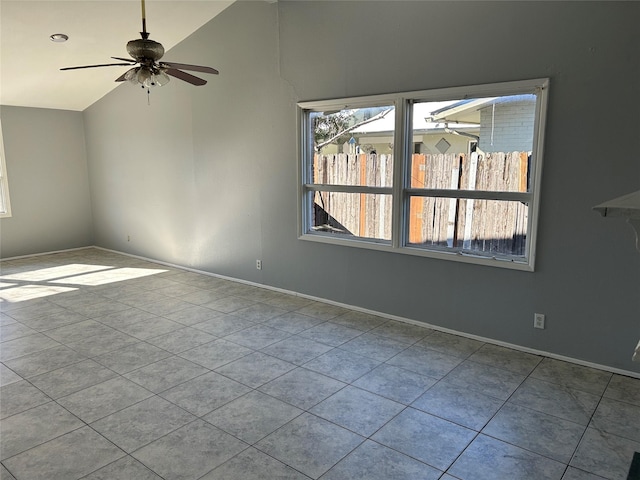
[126,38,164,62]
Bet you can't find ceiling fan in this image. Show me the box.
[60,0,218,88]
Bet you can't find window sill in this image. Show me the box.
[299,232,535,272]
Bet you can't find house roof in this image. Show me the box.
[351,94,536,138]
[426,97,497,124]
[352,101,480,136]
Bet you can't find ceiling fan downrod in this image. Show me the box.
[140,0,149,40]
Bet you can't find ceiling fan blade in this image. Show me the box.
[60,63,134,71]
[165,68,207,86]
[160,62,218,75]
[111,57,136,63]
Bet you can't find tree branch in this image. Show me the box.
[315,108,393,152]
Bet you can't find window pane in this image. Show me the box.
[411,94,536,193]
[310,191,392,241]
[312,153,393,187]
[407,197,528,257]
[310,105,395,156]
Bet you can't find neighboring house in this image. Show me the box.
[320,95,536,157]
[428,95,536,154]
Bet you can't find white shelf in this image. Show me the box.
[594,189,640,220]
[594,190,640,252]
[594,189,640,362]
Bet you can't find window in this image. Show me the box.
[0,120,11,218]
[298,79,549,270]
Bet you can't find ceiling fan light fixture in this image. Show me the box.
[130,67,169,88]
[136,67,153,87]
[50,33,69,43]
[152,69,170,86]
[124,67,139,84]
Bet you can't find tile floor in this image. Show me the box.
[1,248,639,480]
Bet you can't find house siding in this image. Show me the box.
[479,99,536,153]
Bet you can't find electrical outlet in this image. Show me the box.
[127,235,130,242]
[534,313,545,329]
[256,259,262,270]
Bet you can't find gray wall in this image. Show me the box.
[84,1,296,282]
[0,106,93,257]
[83,1,640,372]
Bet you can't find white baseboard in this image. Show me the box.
[5,245,640,380]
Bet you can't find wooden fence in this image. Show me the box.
[313,154,393,240]
[313,152,529,256]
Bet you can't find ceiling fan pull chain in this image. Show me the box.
[147,88,151,105]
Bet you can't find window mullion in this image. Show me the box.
[392,97,410,249]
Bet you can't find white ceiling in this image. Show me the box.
[1,0,235,111]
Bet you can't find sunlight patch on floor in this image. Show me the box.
[0,284,78,302]
[0,264,113,282]
[0,263,167,302]
[50,267,168,286]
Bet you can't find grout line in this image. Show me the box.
[95,245,640,381]
[2,249,638,479]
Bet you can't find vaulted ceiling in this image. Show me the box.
[1,1,234,111]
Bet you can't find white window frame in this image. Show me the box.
[298,78,549,271]
[0,119,12,218]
